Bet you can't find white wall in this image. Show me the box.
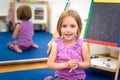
[0,0,91,33]
[0,0,10,16]
[48,0,91,34]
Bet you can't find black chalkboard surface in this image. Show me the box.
[84,2,120,47]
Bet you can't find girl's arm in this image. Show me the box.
[12,24,21,39]
[32,28,34,36]
[32,24,34,36]
[78,42,91,69]
[47,43,68,70]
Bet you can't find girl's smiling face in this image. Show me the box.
[61,16,78,41]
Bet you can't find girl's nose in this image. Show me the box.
[66,26,71,31]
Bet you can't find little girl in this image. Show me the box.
[7,5,38,53]
[45,9,91,80]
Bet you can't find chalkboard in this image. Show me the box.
[84,2,120,47]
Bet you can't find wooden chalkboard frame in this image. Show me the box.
[84,1,120,47]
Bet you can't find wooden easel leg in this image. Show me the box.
[46,41,52,54]
[46,38,54,54]
[114,51,120,80]
[46,46,51,54]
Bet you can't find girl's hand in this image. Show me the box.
[66,60,78,68]
[69,65,78,72]
[66,60,79,72]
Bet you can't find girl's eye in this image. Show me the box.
[71,25,76,28]
[62,25,67,28]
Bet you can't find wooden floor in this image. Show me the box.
[0,61,47,73]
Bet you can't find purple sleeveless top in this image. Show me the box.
[54,38,86,80]
[17,20,33,47]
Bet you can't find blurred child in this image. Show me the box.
[7,5,38,53]
[45,9,91,80]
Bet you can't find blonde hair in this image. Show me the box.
[17,5,32,20]
[57,9,82,38]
